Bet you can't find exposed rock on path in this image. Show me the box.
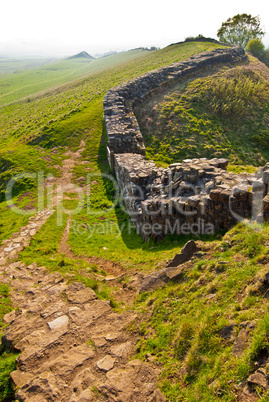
[0,261,164,401]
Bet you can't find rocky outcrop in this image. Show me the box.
[167,240,198,267]
[139,266,185,293]
[138,240,199,293]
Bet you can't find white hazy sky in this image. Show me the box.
[1,0,269,57]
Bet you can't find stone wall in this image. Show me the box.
[114,154,269,240]
[104,45,247,166]
[103,46,269,240]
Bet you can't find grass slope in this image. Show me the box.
[0,49,150,106]
[1,41,269,401]
[13,41,222,269]
[0,284,17,401]
[135,56,269,167]
[134,223,269,401]
[0,41,221,241]
[0,57,55,74]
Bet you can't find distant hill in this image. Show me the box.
[68,51,94,60]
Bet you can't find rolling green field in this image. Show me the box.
[1,40,269,401]
[0,42,222,205]
[0,49,152,106]
[0,57,55,74]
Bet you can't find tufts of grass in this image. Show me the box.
[133,222,269,401]
[0,284,12,328]
[0,352,17,401]
[0,283,17,401]
[137,59,269,166]
[2,41,269,401]
[174,320,195,360]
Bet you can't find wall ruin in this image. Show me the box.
[103,45,269,240]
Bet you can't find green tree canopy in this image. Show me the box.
[246,38,265,60]
[217,14,265,49]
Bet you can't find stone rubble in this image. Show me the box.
[0,209,54,264]
[232,321,256,358]
[167,240,198,267]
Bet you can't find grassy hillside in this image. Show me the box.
[0,283,17,401]
[134,223,269,401]
[0,49,151,106]
[0,40,222,253]
[135,55,269,167]
[0,42,222,207]
[0,57,55,74]
[1,41,269,401]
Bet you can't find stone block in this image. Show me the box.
[262,170,269,184]
[209,189,221,201]
[263,195,269,212]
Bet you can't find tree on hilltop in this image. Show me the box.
[246,38,265,60]
[217,14,265,48]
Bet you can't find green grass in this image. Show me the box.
[0,144,61,202]
[0,56,55,74]
[18,210,112,301]
[0,199,31,244]
[0,283,12,328]
[2,41,269,400]
[0,283,17,401]
[227,164,257,174]
[0,42,221,206]
[136,56,269,166]
[0,50,151,106]
[133,222,269,401]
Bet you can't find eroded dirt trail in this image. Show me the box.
[0,144,166,401]
[58,218,125,278]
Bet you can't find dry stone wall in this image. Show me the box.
[103,46,269,240]
[104,46,246,164]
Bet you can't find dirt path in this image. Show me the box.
[0,261,163,401]
[58,218,125,278]
[58,218,138,306]
[0,144,166,401]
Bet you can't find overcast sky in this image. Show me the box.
[1,0,269,57]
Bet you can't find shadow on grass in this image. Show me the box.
[96,124,222,252]
[114,202,222,252]
[96,123,115,203]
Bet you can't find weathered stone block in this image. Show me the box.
[209,189,221,201]
[263,195,269,212]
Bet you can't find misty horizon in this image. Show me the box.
[1,0,269,60]
[0,36,185,59]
